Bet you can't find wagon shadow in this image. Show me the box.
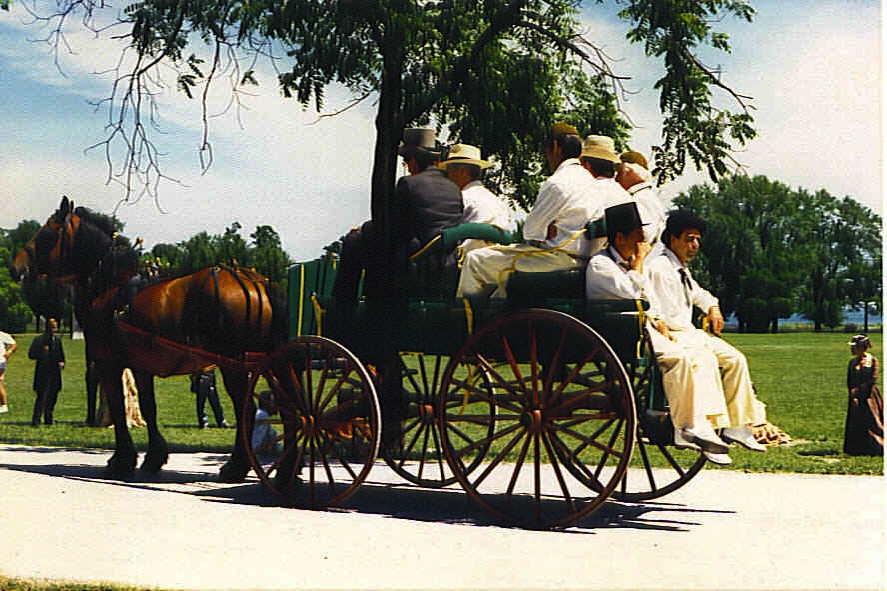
[0,447,731,532]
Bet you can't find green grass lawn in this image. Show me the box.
[0,331,883,475]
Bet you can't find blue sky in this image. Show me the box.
[0,1,882,261]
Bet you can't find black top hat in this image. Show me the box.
[605,202,646,237]
[398,128,441,157]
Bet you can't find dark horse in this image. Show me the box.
[13,196,288,479]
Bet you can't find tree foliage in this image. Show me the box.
[151,222,290,283]
[673,175,882,332]
[16,0,757,220]
[0,221,43,331]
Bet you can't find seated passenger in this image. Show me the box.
[586,203,767,465]
[456,125,621,300]
[616,150,666,244]
[440,143,518,253]
[333,128,464,308]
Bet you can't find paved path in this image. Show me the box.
[0,445,883,590]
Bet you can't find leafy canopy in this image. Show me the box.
[19,0,758,217]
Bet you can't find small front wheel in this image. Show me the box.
[244,336,381,508]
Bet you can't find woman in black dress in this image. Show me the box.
[843,334,884,456]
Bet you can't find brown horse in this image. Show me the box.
[13,196,288,479]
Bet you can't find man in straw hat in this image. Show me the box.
[333,128,463,308]
[457,124,618,299]
[640,208,769,463]
[440,143,516,252]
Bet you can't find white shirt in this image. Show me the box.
[626,182,666,244]
[460,180,517,252]
[524,159,626,257]
[586,246,648,299]
[460,180,515,228]
[645,248,719,330]
[0,332,15,356]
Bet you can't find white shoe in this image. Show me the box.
[703,451,732,465]
[0,405,8,414]
[722,425,767,452]
[674,426,730,454]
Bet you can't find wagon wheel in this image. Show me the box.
[383,352,496,488]
[610,331,707,501]
[564,332,707,501]
[439,309,636,529]
[244,336,381,509]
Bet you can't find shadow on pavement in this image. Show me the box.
[0,446,733,533]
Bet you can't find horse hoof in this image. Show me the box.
[218,461,250,483]
[105,453,137,478]
[140,451,169,473]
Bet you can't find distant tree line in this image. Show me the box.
[1,179,881,333]
[674,175,882,332]
[149,222,291,284]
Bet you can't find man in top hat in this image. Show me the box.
[333,128,463,308]
[643,208,768,463]
[457,124,615,299]
[440,143,516,253]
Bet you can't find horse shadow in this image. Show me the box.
[0,446,732,532]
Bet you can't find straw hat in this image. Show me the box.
[581,135,620,163]
[440,144,491,169]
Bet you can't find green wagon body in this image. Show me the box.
[247,230,705,528]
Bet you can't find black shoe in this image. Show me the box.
[217,420,229,428]
[199,422,209,429]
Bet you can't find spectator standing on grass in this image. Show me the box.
[0,330,18,414]
[191,369,228,428]
[843,334,884,456]
[28,318,65,426]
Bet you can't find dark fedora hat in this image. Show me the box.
[605,201,647,237]
[398,128,441,157]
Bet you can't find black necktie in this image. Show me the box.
[678,268,692,306]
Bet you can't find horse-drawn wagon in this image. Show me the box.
[15,197,707,530]
[243,227,707,529]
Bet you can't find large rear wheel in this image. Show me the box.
[614,332,707,501]
[244,336,381,508]
[439,309,636,529]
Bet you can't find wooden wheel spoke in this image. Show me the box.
[633,437,658,494]
[503,429,532,500]
[451,418,521,462]
[541,431,578,513]
[551,417,625,459]
[468,423,526,488]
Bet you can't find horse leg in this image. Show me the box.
[96,362,137,476]
[217,368,253,483]
[134,371,169,472]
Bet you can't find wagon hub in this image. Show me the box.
[519,408,545,433]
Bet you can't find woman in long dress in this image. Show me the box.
[843,334,884,456]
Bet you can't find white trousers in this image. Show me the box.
[457,244,582,298]
[649,326,765,430]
